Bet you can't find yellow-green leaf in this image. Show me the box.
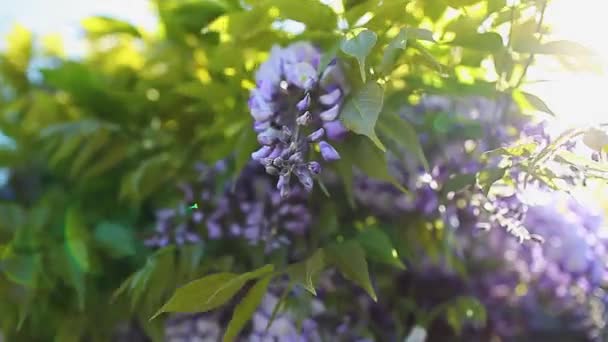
[223,274,274,342]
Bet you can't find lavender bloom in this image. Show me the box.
[146,160,311,252]
[249,42,349,197]
[455,193,608,340]
[249,293,321,342]
[165,313,222,342]
[205,163,312,252]
[144,161,228,248]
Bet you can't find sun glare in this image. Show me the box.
[525,0,608,131]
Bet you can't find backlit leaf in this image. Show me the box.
[340,29,377,82]
[377,110,429,171]
[357,228,405,269]
[340,81,386,151]
[152,264,274,319]
[223,274,273,342]
[325,240,377,301]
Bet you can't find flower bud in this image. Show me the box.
[307,128,325,142]
[296,111,312,126]
[319,104,340,121]
[296,93,311,111]
[319,88,342,106]
[319,141,340,161]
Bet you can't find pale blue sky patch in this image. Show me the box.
[0,0,157,56]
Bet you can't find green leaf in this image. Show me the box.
[152,264,274,319]
[333,154,356,208]
[41,63,127,120]
[519,91,555,117]
[0,249,41,288]
[261,0,337,31]
[357,228,405,269]
[582,128,608,152]
[484,142,538,159]
[405,28,435,42]
[337,135,407,193]
[340,81,386,151]
[522,40,596,56]
[340,29,377,82]
[477,167,507,195]
[265,281,294,332]
[410,41,445,74]
[445,296,487,335]
[49,135,82,168]
[234,125,257,179]
[178,243,206,279]
[449,32,503,52]
[345,0,381,25]
[487,0,506,14]
[223,274,273,342]
[145,246,177,310]
[81,142,130,180]
[287,248,325,295]
[94,222,136,258]
[555,150,608,173]
[55,316,85,342]
[377,110,429,171]
[381,28,408,74]
[82,16,141,38]
[318,42,340,74]
[442,173,476,193]
[65,208,91,272]
[123,153,175,202]
[325,240,377,301]
[445,0,482,7]
[207,7,274,41]
[69,130,110,178]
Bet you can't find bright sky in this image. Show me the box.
[526,0,608,130]
[0,0,156,55]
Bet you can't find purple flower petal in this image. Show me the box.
[277,173,291,198]
[286,62,318,90]
[323,120,348,141]
[296,93,311,111]
[319,104,340,121]
[257,128,281,145]
[307,128,325,142]
[319,88,342,106]
[294,166,314,192]
[251,146,272,160]
[296,111,312,126]
[319,141,340,161]
[307,161,321,174]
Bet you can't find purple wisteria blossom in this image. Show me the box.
[146,161,312,252]
[144,160,227,248]
[249,42,350,197]
[456,193,608,340]
[206,163,312,252]
[165,313,223,342]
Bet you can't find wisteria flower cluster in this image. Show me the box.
[455,192,608,340]
[351,96,608,340]
[249,42,350,197]
[146,161,312,252]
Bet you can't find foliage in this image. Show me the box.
[0,0,607,341]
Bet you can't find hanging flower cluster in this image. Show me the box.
[206,163,312,252]
[456,193,608,340]
[146,161,312,252]
[249,42,350,197]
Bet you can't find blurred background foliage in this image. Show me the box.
[0,0,605,341]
